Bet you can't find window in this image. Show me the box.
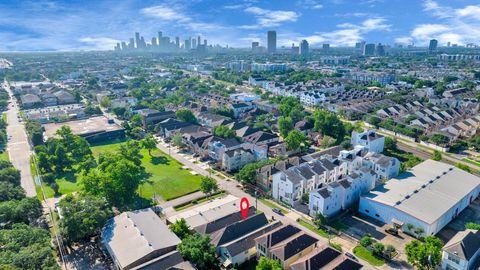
[375,214,380,217]
[448,254,460,264]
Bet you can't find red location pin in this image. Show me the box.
[240,197,249,220]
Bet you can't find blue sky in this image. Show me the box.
[0,0,479,51]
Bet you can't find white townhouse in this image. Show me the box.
[309,167,376,217]
[361,152,400,180]
[271,159,346,206]
[442,230,480,270]
[299,91,328,107]
[351,130,385,153]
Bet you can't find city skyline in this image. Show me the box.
[0,0,480,51]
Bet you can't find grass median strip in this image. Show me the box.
[259,198,289,214]
[297,218,329,238]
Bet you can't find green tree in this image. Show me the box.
[0,224,58,269]
[406,223,414,232]
[100,96,111,108]
[172,133,184,148]
[256,257,282,270]
[25,120,44,146]
[81,153,146,207]
[119,140,143,166]
[314,213,328,227]
[313,110,345,144]
[129,114,143,128]
[177,234,218,270]
[0,197,42,225]
[0,182,25,202]
[405,236,443,270]
[59,195,113,243]
[235,163,258,185]
[466,222,480,230]
[169,218,191,240]
[279,97,304,120]
[360,235,373,247]
[0,161,21,186]
[373,242,385,256]
[414,227,425,238]
[431,150,442,161]
[285,130,307,151]
[200,177,218,196]
[429,133,450,146]
[213,125,236,139]
[384,136,398,152]
[302,192,309,204]
[278,116,293,138]
[141,134,158,156]
[176,109,197,124]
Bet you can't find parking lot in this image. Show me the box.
[438,198,480,243]
[337,213,416,268]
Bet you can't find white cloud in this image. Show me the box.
[296,0,323,9]
[282,17,391,47]
[240,6,299,29]
[141,4,224,33]
[223,4,246,10]
[78,37,121,51]
[141,5,190,22]
[398,0,480,45]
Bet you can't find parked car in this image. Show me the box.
[345,252,358,261]
[385,227,399,235]
[272,208,283,215]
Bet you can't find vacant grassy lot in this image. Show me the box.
[91,140,202,201]
[37,139,202,202]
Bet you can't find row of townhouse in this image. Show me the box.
[343,71,396,86]
[376,101,424,118]
[157,116,279,172]
[441,115,480,139]
[271,130,400,215]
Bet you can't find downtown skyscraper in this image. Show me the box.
[267,31,276,54]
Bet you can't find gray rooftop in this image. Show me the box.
[102,208,181,270]
[363,160,480,224]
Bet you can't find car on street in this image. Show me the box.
[272,208,283,215]
[345,252,358,261]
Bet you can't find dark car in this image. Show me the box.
[345,252,358,261]
[385,227,399,235]
[272,208,283,215]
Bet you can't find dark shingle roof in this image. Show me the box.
[224,221,282,257]
[210,213,269,246]
[444,230,480,261]
[271,233,319,261]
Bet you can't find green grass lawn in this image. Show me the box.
[0,150,8,161]
[353,246,385,266]
[91,140,202,202]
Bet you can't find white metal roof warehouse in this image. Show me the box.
[359,160,480,236]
